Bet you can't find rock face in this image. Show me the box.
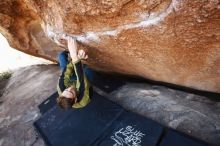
[0,0,220,92]
[0,65,60,146]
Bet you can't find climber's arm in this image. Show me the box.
[67,36,79,62]
[66,36,88,84]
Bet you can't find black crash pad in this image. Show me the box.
[91,71,126,93]
[34,92,164,146]
[93,111,164,146]
[38,92,58,115]
[159,129,212,146]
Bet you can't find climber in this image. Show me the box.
[56,36,93,109]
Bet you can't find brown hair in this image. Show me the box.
[56,96,74,109]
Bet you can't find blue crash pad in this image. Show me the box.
[34,92,164,146]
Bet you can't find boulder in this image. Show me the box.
[0,0,219,92]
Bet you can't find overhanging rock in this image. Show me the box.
[0,0,219,92]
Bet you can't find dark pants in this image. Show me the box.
[58,51,94,82]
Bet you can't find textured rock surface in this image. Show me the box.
[0,65,219,146]
[0,0,220,92]
[0,65,59,146]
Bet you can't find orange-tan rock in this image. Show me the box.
[0,0,219,93]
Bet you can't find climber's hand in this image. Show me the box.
[78,49,88,60]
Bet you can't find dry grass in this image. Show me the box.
[0,71,12,81]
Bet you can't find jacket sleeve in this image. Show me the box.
[64,59,90,106]
[73,60,84,84]
[72,60,91,108]
[63,59,84,91]
[63,61,77,88]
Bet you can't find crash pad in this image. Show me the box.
[34,92,164,146]
[38,92,58,115]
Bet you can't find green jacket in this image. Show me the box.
[57,60,91,108]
